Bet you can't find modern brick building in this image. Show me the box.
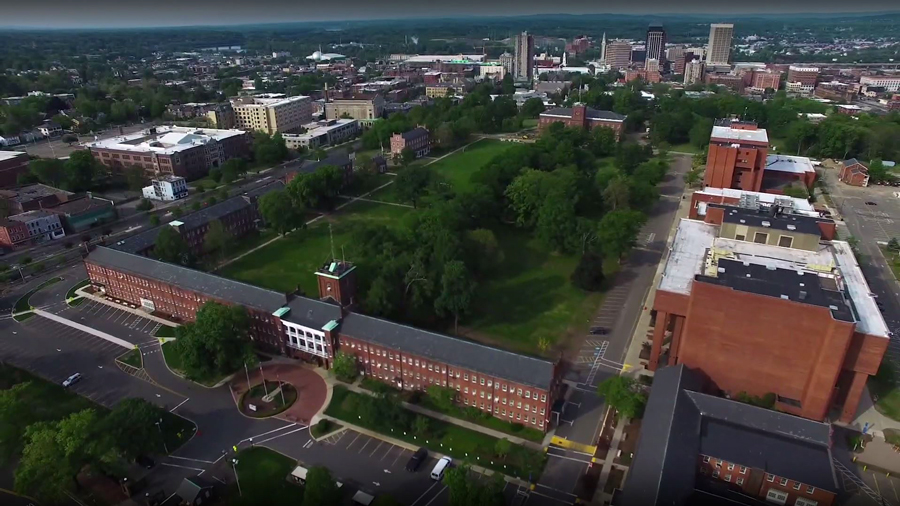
[787,66,820,88]
[839,159,869,187]
[86,126,251,180]
[622,365,839,506]
[83,250,561,431]
[0,151,30,188]
[688,188,834,239]
[0,219,29,248]
[231,95,312,135]
[751,69,782,90]
[325,96,385,123]
[648,204,889,423]
[390,127,431,159]
[538,104,626,137]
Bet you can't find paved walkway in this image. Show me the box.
[35,308,133,349]
[849,386,900,438]
[854,437,900,475]
[74,286,180,329]
[340,380,545,451]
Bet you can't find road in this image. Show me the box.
[2,266,567,506]
[538,154,691,497]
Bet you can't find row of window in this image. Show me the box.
[766,474,816,494]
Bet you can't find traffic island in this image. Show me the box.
[239,380,298,418]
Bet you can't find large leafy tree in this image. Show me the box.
[174,302,254,380]
[303,466,341,506]
[100,398,165,459]
[204,219,230,259]
[597,209,646,261]
[332,351,358,383]
[393,165,433,209]
[287,165,344,210]
[596,376,647,419]
[258,189,304,236]
[154,225,193,266]
[443,463,505,506]
[434,260,475,334]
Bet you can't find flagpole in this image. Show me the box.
[260,363,269,397]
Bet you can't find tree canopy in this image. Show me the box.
[174,302,255,380]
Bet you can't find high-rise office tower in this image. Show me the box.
[706,23,734,65]
[645,24,666,65]
[604,41,632,70]
[515,31,535,81]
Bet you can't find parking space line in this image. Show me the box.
[390,448,408,467]
[379,444,397,461]
[141,320,155,332]
[423,485,447,506]
[368,440,384,458]
[357,437,373,454]
[345,432,362,450]
[410,481,440,506]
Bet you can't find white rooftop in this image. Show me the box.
[765,154,816,175]
[659,219,889,338]
[86,126,246,155]
[283,119,357,140]
[233,95,309,108]
[710,125,769,144]
[0,151,26,161]
[694,187,818,216]
[402,54,485,63]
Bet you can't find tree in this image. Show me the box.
[61,133,78,146]
[501,74,515,95]
[401,147,417,166]
[781,184,809,199]
[63,150,99,191]
[312,148,327,161]
[174,302,254,380]
[221,158,247,184]
[596,376,647,419]
[101,399,166,458]
[154,226,193,266]
[393,165,433,209]
[413,415,430,437]
[149,215,160,226]
[602,176,630,211]
[208,167,222,183]
[464,229,505,276]
[597,209,646,261]
[125,166,147,192]
[435,122,455,149]
[332,351,358,383]
[571,252,605,291]
[303,466,341,506]
[0,382,33,461]
[136,198,154,211]
[28,158,65,187]
[520,98,546,118]
[254,132,289,165]
[443,463,505,506]
[868,159,889,184]
[888,237,900,252]
[684,168,703,188]
[494,438,512,459]
[258,189,303,236]
[689,117,714,150]
[204,219,229,259]
[287,165,345,210]
[434,261,475,334]
[426,385,456,412]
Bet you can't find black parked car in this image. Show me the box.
[405,447,428,472]
[590,327,609,335]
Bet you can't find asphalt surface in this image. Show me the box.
[539,154,691,496]
[2,266,569,506]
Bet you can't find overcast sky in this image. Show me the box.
[2,0,899,28]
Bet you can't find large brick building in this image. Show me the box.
[649,203,889,423]
[0,151,30,188]
[390,127,431,160]
[86,126,251,181]
[84,243,561,432]
[622,365,839,506]
[538,104,626,137]
[704,120,816,193]
[839,158,869,187]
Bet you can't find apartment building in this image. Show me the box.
[538,103,626,137]
[0,151,30,188]
[86,126,251,180]
[603,41,632,70]
[281,119,360,151]
[787,66,820,87]
[8,209,65,243]
[860,75,900,93]
[622,365,839,506]
[390,128,431,159]
[648,202,888,423]
[231,95,312,135]
[324,96,385,122]
[82,251,562,432]
[142,175,189,201]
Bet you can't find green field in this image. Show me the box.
[220,200,411,295]
[668,143,702,154]
[465,227,605,353]
[427,139,514,191]
[226,447,305,506]
[118,348,143,369]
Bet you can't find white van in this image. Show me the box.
[430,456,452,481]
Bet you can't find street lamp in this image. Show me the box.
[232,458,242,497]
[155,419,169,454]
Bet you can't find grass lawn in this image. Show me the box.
[14,276,63,320]
[220,200,412,295]
[117,348,142,369]
[869,363,900,422]
[325,386,545,479]
[340,173,395,197]
[464,227,605,355]
[413,394,545,443]
[521,119,538,128]
[881,246,900,281]
[154,325,178,338]
[225,447,305,506]
[311,419,342,438]
[668,143,701,154]
[426,139,514,191]
[65,279,90,300]
[161,341,229,387]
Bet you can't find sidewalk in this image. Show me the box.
[339,380,545,451]
[75,285,180,329]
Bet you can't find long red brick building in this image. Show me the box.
[648,198,888,423]
[538,103,626,138]
[84,243,561,431]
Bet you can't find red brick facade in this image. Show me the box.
[704,127,769,193]
[839,162,869,187]
[0,152,30,188]
[538,104,625,138]
[698,455,835,506]
[0,220,28,247]
[338,334,555,430]
[390,128,431,159]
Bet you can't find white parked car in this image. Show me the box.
[62,373,82,387]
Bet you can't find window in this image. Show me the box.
[779,478,788,486]
[480,378,485,385]
[724,475,731,482]
[727,463,734,471]
[805,486,815,494]
[795,498,818,506]
[767,474,775,483]
[778,235,794,248]
[765,489,788,506]
[736,478,744,486]
[464,373,469,381]
[713,470,720,478]
[754,232,769,244]
[517,388,523,396]
[740,466,747,474]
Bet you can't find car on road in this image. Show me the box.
[590,327,609,335]
[62,373,82,387]
[405,447,428,472]
[135,455,155,469]
[431,456,452,481]
[865,201,877,206]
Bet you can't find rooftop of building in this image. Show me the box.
[283,119,358,140]
[718,205,824,236]
[396,127,429,141]
[540,106,626,122]
[47,196,113,216]
[280,294,343,330]
[622,365,838,506]
[152,175,186,183]
[87,246,289,313]
[0,183,71,204]
[9,209,57,220]
[231,95,310,108]
[694,187,818,217]
[765,154,816,175]
[284,150,352,177]
[0,151,28,161]
[338,312,556,390]
[85,126,247,155]
[789,66,821,72]
[710,124,769,145]
[659,218,888,338]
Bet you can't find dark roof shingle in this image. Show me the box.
[338,313,555,389]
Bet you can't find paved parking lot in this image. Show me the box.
[61,299,163,345]
[0,315,184,410]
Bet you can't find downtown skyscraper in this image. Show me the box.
[706,23,734,65]
[515,31,534,81]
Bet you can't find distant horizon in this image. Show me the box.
[2,0,900,30]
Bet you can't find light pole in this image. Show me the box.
[155,419,169,454]
[232,458,242,497]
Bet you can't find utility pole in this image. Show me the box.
[155,419,169,454]
[232,459,242,497]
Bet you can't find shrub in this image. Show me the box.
[20,256,32,265]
